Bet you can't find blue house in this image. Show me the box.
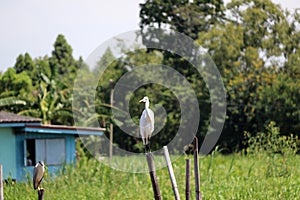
[0,111,105,181]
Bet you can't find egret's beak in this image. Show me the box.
[139,99,144,103]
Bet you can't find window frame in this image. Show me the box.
[25,138,66,166]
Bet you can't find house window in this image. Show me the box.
[26,138,66,166]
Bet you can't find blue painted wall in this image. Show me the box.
[0,127,17,179]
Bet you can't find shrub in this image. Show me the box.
[243,121,299,177]
[244,121,298,155]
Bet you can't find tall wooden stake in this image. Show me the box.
[146,153,162,200]
[38,189,45,200]
[0,164,3,200]
[185,159,190,200]
[193,137,202,200]
[163,146,180,200]
[109,79,114,162]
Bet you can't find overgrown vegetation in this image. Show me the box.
[4,153,300,199]
[244,121,299,156]
[244,121,299,178]
[4,124,300,199]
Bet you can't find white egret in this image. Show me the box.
[33,161,45,190]
[139,96,154,152]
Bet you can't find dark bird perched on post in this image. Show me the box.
[33,161,45,190]
[184,143,195,156]
[139,96,154,152]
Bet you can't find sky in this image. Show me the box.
[0,0,298,72]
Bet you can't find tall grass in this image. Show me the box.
[4,122,300,199]
[4,153,300,200]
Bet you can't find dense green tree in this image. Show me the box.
[138,0,300,152]
[0,68,33,98]
[196,0,300,150]
[14,53,35,74]
[49,34,79,85]
[257,73,300,134]
[0,68,33,112]
[140,0,226,39]
[94,48,123,98]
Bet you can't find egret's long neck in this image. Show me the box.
[145,100,150,110]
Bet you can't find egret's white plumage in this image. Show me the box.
[139,96,154,147]
[33,161,45,190]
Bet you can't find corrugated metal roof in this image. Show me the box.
[0,111,41,123]
[0,111,105,135]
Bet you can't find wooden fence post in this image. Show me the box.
[163,146,180,200]
[193,137,202,200]
[38,189,45,200]
[185,159,190,200]
[0,164,3,200]
[109,79,114,163]
[146,153,162,200]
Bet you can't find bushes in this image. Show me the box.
[244,121,299,177]
[244,121,299,155]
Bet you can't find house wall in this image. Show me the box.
[0,127,17,179]
[15,133,76,181]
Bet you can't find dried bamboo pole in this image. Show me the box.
[185,159,190,200]
[146,153,162,200]
[109,79,114,162]
[193,137,202,200]
[163,146,180,200]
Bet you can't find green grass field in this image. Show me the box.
[4,152,300,200]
